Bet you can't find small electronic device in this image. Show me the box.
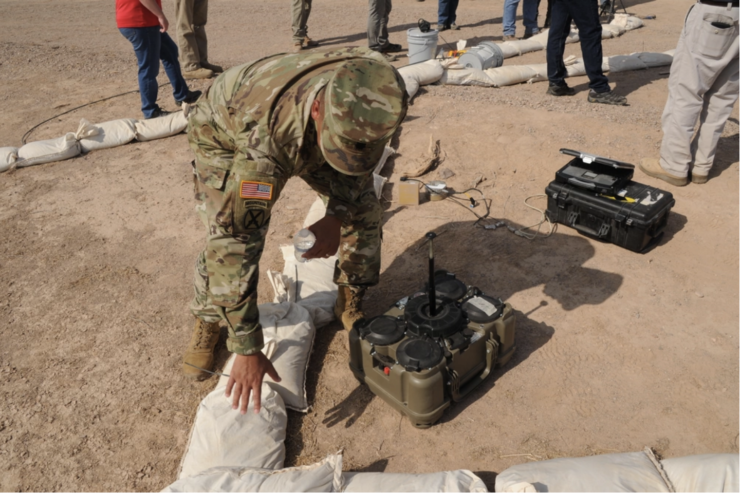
[348,232,516,428]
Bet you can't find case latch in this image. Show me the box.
[557,189,569,209]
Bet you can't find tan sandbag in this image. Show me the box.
[661,454,739,492]
[398,60,444,99]
[77,118,137,152]
[164,453,343,492]
[440,66,495,86]
[177,384,288,479]
[135,111,188,142]
[341,470,488,492]
[494,449,673,492]
[0,147,18,173]
[17,133,81,168]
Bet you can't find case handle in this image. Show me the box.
[569,213,611,238]
[567,177,597,189]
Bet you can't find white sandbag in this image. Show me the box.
[342,470,487,492]
[612,13,643,31]
[398,60,444,99]
[0,147,18,173]
[441,66,495,87]
[217,302,316,412]
[165,453,343,492]
[494,449,672,492]
[135,111,188,142]
[607,54,649,73]
[280,243,337,328]
[77,118,137,152]
[372,145,395,198]
[637,51,675,68]
[661,454,739,492]
[485,64,547,87]
[177,384,287,479]
[17,133,81,168]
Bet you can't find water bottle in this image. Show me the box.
[293,228,316,263]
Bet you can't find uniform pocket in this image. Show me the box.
[697,13,736,59]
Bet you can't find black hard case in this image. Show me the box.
[545,180,675,253]
[555,149,635,195]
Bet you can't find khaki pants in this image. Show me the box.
[368,0,392,50]
[660,2,739,178]
[174,0,209,71]
[292,0,312,42]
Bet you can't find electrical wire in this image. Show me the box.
[513,194,557,240]
[21,82,171,145]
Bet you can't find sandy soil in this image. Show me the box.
[0,0,738,490]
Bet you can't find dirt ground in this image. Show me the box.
[0,0,738,490]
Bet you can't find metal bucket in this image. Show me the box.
[458,41,504,70]
[407,28,439,65]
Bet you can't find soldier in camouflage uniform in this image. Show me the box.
[183,46,408,414]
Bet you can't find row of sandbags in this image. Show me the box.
[0,111,188,173]
[397,50,674,96]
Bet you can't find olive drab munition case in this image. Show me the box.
[545,180,675,253]
[349,270,516,428]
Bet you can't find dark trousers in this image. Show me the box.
[546,0,609,93]
[438,0,459,27]
[119,26,190,118]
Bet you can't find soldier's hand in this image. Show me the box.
[305,215,342,259]
[225,353,281,414]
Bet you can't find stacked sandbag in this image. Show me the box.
[167,453,344,492]
[397,59,444,99]
[495,449,674,492]
[661,454,739,492]
[15,133,81,170]
[76,118,137,152]
[341,471,488,492]
[0,147,18,173]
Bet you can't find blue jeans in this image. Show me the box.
[546,0,609,92]
[119,26,189,118]
[438,0,459,27]
[503,0,539,36]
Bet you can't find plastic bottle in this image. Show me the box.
[293,228,316,263]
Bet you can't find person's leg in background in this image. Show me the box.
[522,0,540,38]
[291,0,316,51]
[502,0,520,39]
[192,0,221,73]
[565,0,626,104]
[691,61,740,180]
[174,0,213,78]
[158,30,192,103]
[120,26,162,118]
[438,0,451,29]
[367,0,386,50]
[545,0,573,95]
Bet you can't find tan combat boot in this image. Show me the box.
[182,67,214,79]
[638,158,688,187]
[303,36,319,48]
[334,286,366,332]
[200,61,224,73]
[182,318,221,380]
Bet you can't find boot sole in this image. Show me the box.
[638,163,688,187]
[691,175,708,184]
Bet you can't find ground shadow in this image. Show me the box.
[706,133,739,181]
[473,470,498,491]
[317,22,420,47]
[351,457,391,473]
[568,65,669,99]
[322,384,375,428]
[284,319,344,465]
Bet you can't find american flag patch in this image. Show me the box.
[240,181,273,200]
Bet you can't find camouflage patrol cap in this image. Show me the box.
[320,58,407,175]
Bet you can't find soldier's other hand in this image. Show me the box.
[305,215,342,259]
[225,353,281,414]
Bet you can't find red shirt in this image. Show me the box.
[116,0,161,28]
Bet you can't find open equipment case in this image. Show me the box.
[546,149,675,253]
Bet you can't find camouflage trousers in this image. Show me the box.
[187,104,382,355]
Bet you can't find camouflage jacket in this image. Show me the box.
[199,46,396,221]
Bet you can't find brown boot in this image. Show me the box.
[182,318,221,380]
[292,39,304,52]
[303,36,319,47]
[638,158,688,187]
[182,67,214,79]
[201,61,224,73]
[334,286,366,332]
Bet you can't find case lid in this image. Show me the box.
[396,338,444,371]
[560,149,635,169]
[364,315,406,346]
